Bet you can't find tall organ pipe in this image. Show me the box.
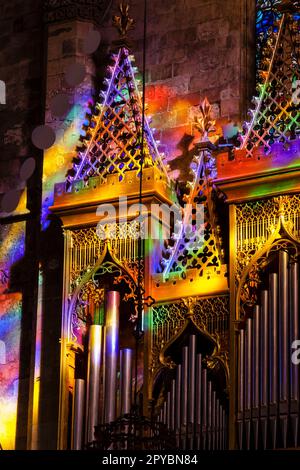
[219,404,223,450]
[195,354,202,449]
[163,401,167,425]
[207,380,212,450]
[269,273,278,404]
[290,261,299,401]
[86,324,103,443]
[253,306,260,409]
[156,339,228,450]
[260,291,268,407]
[188,335,197,448]
[238,329,245,413]
[175,363,182,446]
[222,408,226,449]
[120,348,133,415]
[167,391,171,429]
[216,399,220,450]
[245,318,252,450]
[260,290,269,450]
[72,379,85,450]
[212,390,216,450]
[170,379,176,431]
[181,346,189,448]
[279,251,289,402]
[201,368,207,450]
[245,318,252,411]
[104,291,120,424]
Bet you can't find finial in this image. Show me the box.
[112,2,135,45]
[193,97,216,143]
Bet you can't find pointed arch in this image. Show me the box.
[66,240,139,342]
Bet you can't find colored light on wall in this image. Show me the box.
[0,295,22,450]
[42,95,93,229]
[0,221,25,450]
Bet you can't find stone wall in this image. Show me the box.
[0,0,43,200]
[99,0,256,173]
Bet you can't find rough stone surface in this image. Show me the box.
[99,0,256,163]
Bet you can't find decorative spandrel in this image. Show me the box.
[235,194,300,322]
[235,194,300,285]
[151,296,229,378]
[69,223,142,293]
[66,47,168,188]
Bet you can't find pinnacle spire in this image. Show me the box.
[66,47,168,187]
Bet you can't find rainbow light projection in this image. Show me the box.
[0,295,21,450]
[0,222,25,450]
[0,79,92,450]
[42,94,93,229]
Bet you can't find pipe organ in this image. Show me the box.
[47,6,300,451]
[71,290,134,448]
[237,251,300,449]
[157,335,227,450]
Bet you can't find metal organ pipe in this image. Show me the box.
[260,291,269,407]
[290,261,299,402]
[104,291,120,424]
[72,379,85,450]
[201,368,207,449]
[188,335,197,448]
[212,390,216,450]
[86,324,103,443]
[237,328,244,450]
[195,354,202,449]
[236,247,300,450]
[238,329,245,413]
[253,306,260,409]
[163,401,167,425]
[207,380,212,450]
[252,306,260,449]
[260,290,269,450]
[290,260,299,448]
[175,363,182,446]
[120,348,133,415]
[244,317,252,450]
[167,391,171,429]
[269,273,279,405]
[181,346,189,448]
[245,318,252,411]
[222,409,226,449]
[170,379,176,431]
[216,398,220,451]
[279,251,289,403]
[156,337,227,450]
